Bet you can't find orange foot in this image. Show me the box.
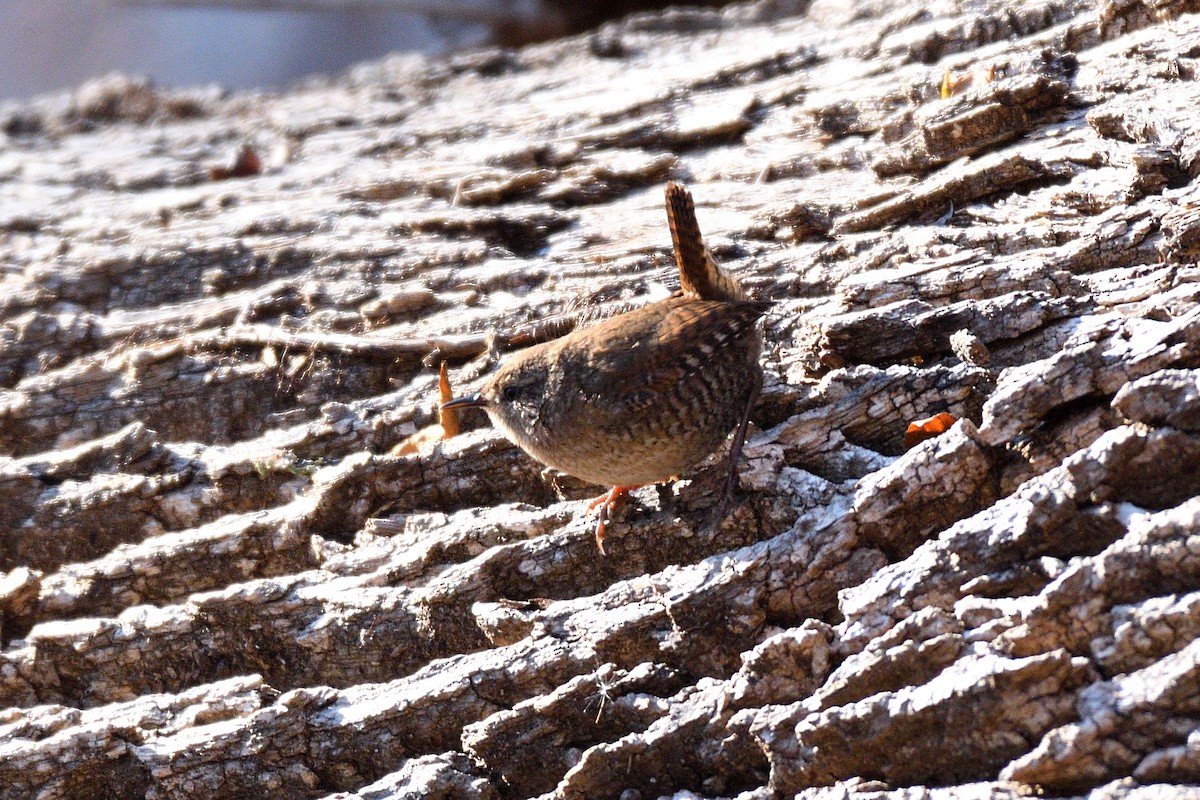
[587,485,639,555]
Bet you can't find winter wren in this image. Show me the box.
[443,183,767,551]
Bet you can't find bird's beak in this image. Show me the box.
[440,393,487,411]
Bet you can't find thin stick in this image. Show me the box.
[713,380,760,526]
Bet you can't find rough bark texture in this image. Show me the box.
[2,0,1200,797]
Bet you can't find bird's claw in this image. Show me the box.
[587,486,637,555]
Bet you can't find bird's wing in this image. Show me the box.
[579,297,768,415]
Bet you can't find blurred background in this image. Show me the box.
[0,0,731,101]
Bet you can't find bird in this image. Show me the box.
[442,183,767,552]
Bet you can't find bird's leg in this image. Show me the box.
[587,485,638,555]
[714,382,761,526]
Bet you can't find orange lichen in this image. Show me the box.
[904,412,957,448]
[391,362,461,455]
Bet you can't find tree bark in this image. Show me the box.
[2,0,1200,797]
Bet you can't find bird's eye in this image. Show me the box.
[502,385,521,402]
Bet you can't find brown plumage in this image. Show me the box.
[444,184,766,551]
[467,295,765,484]
[665,181,749,302]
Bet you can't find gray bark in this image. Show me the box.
[2,0,1200,797]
